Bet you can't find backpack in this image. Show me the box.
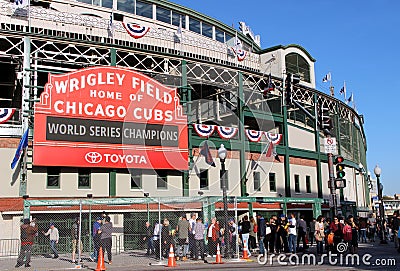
[343,225,352,241]
[327,232,334,245]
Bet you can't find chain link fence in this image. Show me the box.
[0,196,322,268]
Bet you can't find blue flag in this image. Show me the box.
[11,128,29,169]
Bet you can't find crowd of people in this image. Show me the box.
[144,210,400,261]
[14,210,400,268]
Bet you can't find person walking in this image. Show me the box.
[42,223,59,259]
[153,222,162,259]
[99,216,113,264]
[143,221,155,256]
[240,215,251,257]
[330,216,344,253]
[309,218,316,247]
[71,217,83,264]
[91,217,102,262]
[176,214,190,261]
[296,215,307,251]
[207,217,219,257]
[161,219,173,258]
[359,217,368,243]
[15,218,38,268]
[249,217,257,251]
[256,214,266,255]
[288,213,297,254]
[193,217,205,260]
[276,215,289,253]
[188,213,196,259]
[367,213,376,242]
[348,215,359,253]
[314,215,325,255]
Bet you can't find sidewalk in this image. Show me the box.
[1,241,399,271]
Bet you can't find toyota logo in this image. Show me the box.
[85,152,102,164]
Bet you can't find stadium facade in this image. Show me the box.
[0,0,370,237]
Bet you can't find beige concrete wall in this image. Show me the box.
[288,125,315,151]
[1,148,21,198]
[290,164,318,198]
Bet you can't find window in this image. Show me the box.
[294,174,300,193]
[285,53,310,83]
[172,12,185,27]
[101,0,112,8]
[253,172,261,192]
[47,167,60,188]
[156,171,168,190]
[306,175,311,193]
[202,23,213,38]
[131,170,142,189]
[269,172,276,192]
[78,0,112,8]
[136,0,152,18]
[220,170,229,190]
[78,168,91,188]
[200,169,208,190]
[117,0,134,14]
[215,28,225,42]
[156,6,170,24]
[189,17,201,34]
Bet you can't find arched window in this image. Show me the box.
[285,53,310,83]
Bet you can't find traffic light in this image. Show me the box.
[319,106,333,134]
[335,155,345,178]
[333,156,346,188]
[285,73,300,105]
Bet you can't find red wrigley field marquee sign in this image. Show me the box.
[33,66,188,169]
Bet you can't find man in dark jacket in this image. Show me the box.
[15,218,38,268]
[256,214,266,255]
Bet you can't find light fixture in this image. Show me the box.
[197,191,204,196]
[87,193,93,198]
[374,165,381,177]
[144,192,149,197]
[218,144,227,161]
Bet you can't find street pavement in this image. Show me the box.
[1,240,399,271]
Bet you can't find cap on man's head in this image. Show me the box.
[96,217,102,221]
[50,223,54,227]
[23,218,30,224]
[105,216,111,222]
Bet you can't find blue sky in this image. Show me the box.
[170,0,399,195]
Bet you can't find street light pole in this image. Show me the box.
[374,165,387,244]
[218,144,229,257]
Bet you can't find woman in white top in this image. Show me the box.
[314,215,325,255]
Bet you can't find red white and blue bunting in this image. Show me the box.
[217,126,238,139]
[193,124,216,138]
[123,23,150,39]
[265,132,283,145]
[0,108,16,124]
[192,123,282,142]
[245,129,263,142]
[231,47,247,61]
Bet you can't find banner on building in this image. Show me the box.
[33,66,188,169]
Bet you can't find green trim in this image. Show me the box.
[182,60,190,197]
[109,170,116,197]
[314,93,323,198]
[238,72,247,197]
[259,44,316,62]
[110,48,116,66]
[282,80,291,197]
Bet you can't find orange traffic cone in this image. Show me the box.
[95,247,106,271]
[213,243,224,264]
[242,240,249,259]
[166,244,177,267]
